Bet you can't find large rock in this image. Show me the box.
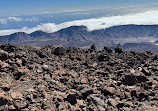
[123,74,149,86]
[103,47,113,53]
[102,86,117,96]
[115,47,123,53]
[97,54,110,62]
[53,47,66,56]
[0,50,9,61]
[123,75,137,86]
[0,91,12,106]
[136,75,148,83]
[65,94,77,105]
[90,44,96,51]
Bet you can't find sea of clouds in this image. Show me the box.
[0,10,158,36]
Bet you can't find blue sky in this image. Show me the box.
[0,0,158,16]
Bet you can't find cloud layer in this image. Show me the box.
[0,17,38,24]
[1,10,158,36]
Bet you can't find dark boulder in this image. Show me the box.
[65,94,77,105]
[53,47,66,56]
[115,47,123,53]
[90,44,96,51]
[103,47,113,53]
[136,76,148,83]
[123,75,137,86]
[0,50,9,61]
[97,54,110,62]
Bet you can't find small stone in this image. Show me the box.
[130,69,135,73]
[30,106,40,111]
[80,87,94,99]
[0,84,10,91]
[58,102,71,111]
[10,91,23,100]
[79,76,88,84]
[152,55,158,61]
[16,59,22,66]
[14,101,28,109]
[137,93,148,101]
[131,90,137,98]
[14,67,29,80]
[0,61,9,68]
[8,105,16,110]
[42,64,49,71]
[107,98,117,106]
[141,68,151,76]
[116,102,129,108]
[90,95,105,107]
[77,99,86,108]
[102,86,116,96]
[97,105,106,111]
[25,88,36,92]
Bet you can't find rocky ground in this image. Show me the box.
[0,43,158,111]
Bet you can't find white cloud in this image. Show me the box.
[0,19,7,24]
[0,17,38,24]
[0,17,23,24]
[26,17,38,22]
[7,17,23,22]
[1,10,158,36]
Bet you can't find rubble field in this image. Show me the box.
[0,43,158,111]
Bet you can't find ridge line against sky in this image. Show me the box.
[0,0,158,16]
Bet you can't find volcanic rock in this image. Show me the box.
[65,94,77,105]
[53,47,66,56]
[90,44,96,51]
[115,47,123,53]
[0,43,157,110]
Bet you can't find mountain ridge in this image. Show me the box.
[1,25,158,53]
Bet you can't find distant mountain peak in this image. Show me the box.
[57,25,87,33]
[10,32,28,36]
[29,30,49,37]
[66,25,87,30]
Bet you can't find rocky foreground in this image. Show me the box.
[0,43,158,111]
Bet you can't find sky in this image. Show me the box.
[1,0,158,36]
[0,0,158,16]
